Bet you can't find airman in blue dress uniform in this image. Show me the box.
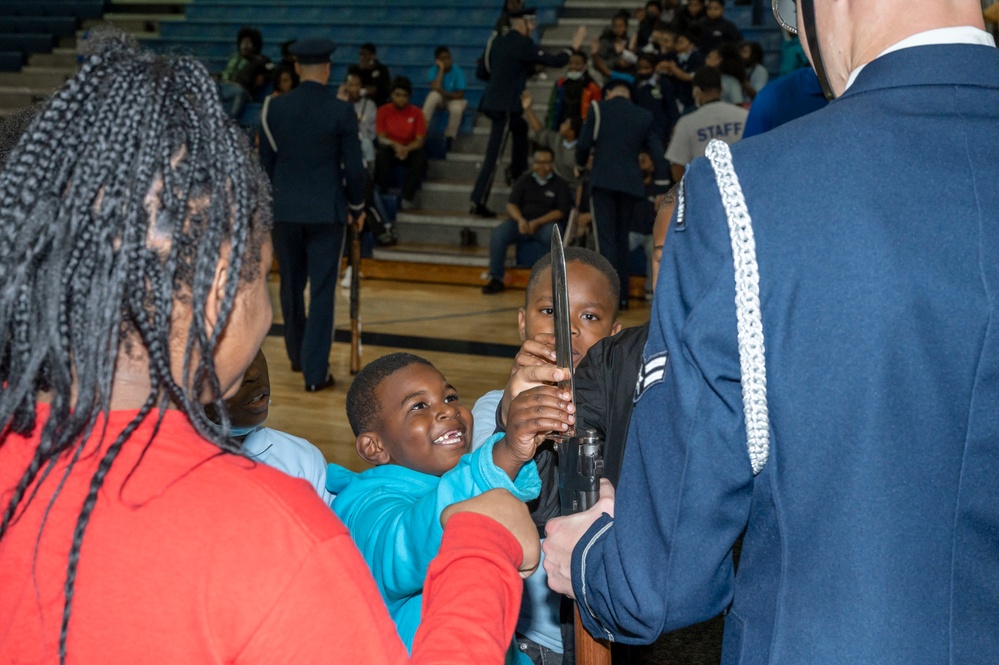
[544,1,999,662]
[260,38,366,391]
[469,7,580,217]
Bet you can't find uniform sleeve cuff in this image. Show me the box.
[571,512,617,641]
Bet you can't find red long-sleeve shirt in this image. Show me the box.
[0,405,522,663]
[376,103,426,146]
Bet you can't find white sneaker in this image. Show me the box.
[340,265,352,289]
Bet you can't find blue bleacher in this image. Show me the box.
[144,0,780,132]
[0,1,103,19]
[0,16,78,38]
[0,0,102,72]
[0,51,21,72]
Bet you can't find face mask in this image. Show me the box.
[565,71,584,81]
[232,424,262,437]
[532,171,553,185]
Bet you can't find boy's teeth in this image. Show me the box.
[433,430,463,445]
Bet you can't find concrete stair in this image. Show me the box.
[393,210,502,248]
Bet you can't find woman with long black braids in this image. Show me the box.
[0,33,537,664]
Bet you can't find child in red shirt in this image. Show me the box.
[376,76,428,206]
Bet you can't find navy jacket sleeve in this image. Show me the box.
[518,38,572,69]
[643,124,670,193]
[570,159,755,643]
[574,341,608,443]
[576,106,596,168]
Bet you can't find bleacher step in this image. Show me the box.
[83,13,183,35]
[0,67,71,89]
[419,180,509,211]
[28,47,80,69]
[372,242,491,268]
[428,154,511,181]
[393,210,505,244]
[0,87,39,107]
[110,0,191,6]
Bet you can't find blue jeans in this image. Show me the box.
[515,635,563,665]
[488,220,556,279]
[217,81,249,119]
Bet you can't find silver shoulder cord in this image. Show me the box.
[261,95,278,153]
[703,139,770,475]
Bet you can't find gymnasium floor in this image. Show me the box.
[262,275,653,473]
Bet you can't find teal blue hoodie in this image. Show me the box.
[327,432,540,653]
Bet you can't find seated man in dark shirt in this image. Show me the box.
[482,147,572,294]
[348,42,392,107]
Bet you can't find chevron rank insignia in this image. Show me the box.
[634,351,668,402]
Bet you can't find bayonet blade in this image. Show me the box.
[550,227,575,436]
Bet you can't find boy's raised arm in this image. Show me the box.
[493,385,575,481]
[341,436,544,603]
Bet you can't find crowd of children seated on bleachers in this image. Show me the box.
[215,0,784,261]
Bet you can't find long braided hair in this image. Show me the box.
[0,32,271,662]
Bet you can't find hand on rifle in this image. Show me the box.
[542,478,616,596]
[521,90,533,112]
[442,489,541,578]
[349,210,366,233]
[498,333,563,428]
[494,384,574,481]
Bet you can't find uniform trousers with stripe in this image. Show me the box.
[590,186,641,305]
[271,221,345,386]
[470,110,529,207]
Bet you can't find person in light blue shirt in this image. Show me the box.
[421,46,467,148]
[204,349,333,504]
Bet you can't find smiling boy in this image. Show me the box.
[327,353,574,653]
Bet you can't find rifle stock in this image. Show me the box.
[555,432,612,664]
[575,609,611,665]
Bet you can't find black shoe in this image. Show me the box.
[469,203,496,219]
[445,137,453,152]
[482,278,505,295]
[378,230,398,247]
[305,374,336,392]
[291,362,302,373]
